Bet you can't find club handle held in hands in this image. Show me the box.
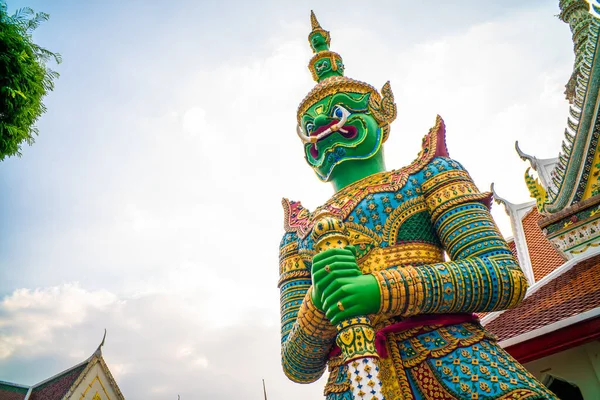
[312,213,386,399]
[311,214,379,362]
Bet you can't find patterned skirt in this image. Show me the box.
[324,322,557,400]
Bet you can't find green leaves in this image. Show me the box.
[2,86,27,99]
[0,1,60,160]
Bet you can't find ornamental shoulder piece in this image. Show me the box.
[281,198,312,238]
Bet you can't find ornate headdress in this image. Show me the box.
[297,11,397,141]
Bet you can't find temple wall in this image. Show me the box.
[524,341,600,399]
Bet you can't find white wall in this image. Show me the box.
[524,341,600,399]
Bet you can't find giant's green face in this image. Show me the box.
[299,92,382,181]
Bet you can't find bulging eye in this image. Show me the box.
[333,105,348,119]
[305,122,314,134]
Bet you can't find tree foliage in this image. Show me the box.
[0,2,60,160]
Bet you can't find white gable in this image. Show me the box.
[65,358,123,400]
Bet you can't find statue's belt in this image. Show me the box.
[328,313,478,359]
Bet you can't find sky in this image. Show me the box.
[0,1,576,398]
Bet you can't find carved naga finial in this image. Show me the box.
[94,328,107,357]
[490,183,509,207]
[515,141,537,168]
[525,168,548,212]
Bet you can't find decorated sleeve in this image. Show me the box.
[278,231,337,383]
[373,157,528,316]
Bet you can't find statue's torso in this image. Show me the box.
[283,162,550,400]
[289,159,456,275]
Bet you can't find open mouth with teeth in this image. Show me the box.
[309,121,358,158]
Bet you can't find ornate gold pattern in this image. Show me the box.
[297,76,380,123]
[420,169,472,193]
[382,196,428,243]
[281,288,337,383]
[308,51,343,81]
[412,362,457,398]
[345,222,382,247]
[425,181,486,219]
[80,375,110,400]
[368,81,397,127]
[277,270,310,288]
[336,317,379,362]
[298,288,337,336]
[359,242,444,274]
[324,354,352,395]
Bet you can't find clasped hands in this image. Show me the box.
[311,246,381,325]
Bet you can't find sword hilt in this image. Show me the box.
[311,214,379,364]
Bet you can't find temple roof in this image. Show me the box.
[543,2,600,213]
[491,185,565,285]
[28,363,88,400]
[0,363,90,400]
[520,207,566,281]
[0,380,29,400]
[483,251,600,344]
[515,141,558,193]
[0,331,124,400]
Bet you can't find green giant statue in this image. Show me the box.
[278,11,557,400]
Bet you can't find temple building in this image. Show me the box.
[0,333,124,400]
[482,1,600,398]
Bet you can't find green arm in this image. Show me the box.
[278,231,336,383]
[373,157,528,317]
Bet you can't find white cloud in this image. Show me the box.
[181,106,208,137]
[0,284,119,359]
[0,283,323,399]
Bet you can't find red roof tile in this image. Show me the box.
[522,207,565,281]
[29,364,87,400]
[507,238,518,260]
[0,382,28,400]
[484,254,600,341]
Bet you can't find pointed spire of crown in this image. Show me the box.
[309,11,330,52]
[310,10,321,30]
[307,11,344,82]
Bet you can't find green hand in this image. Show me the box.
[312,246,381,324]
[323,274,380,324]
[311,246,360,311]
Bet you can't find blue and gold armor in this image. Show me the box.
[278,118,557,399]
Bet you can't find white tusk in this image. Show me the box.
[315,128,332,140]
[296,107,352,145]
[296,125,318,143]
